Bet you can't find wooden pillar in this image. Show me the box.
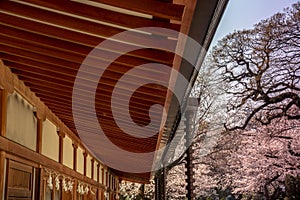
[83,151,87,176]
[37,166,44,200]
[0,89,7,137]
[36,119,43,154]
[72,143,78,171]
[185,101,197,200]
[73,179,77,200]
[0,90,7,199]
[101,167,104,185]
[155,168,166,200]
[108,173,111,189]
[91,158,95,180]
[106,171,108,187]
[161,168,166,200]
[154,171,160,200]
[57,129,65,164]
[0,151,6,199]
[97,163,100,183]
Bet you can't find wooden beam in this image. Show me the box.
[0,25,175,65]
[101,168,104,185]
[0,11,176,51]
[13,73,166,104]
[16,0,181,33]
[7,69,168,102]
[83,151,87,176]
[97,163,100,183]
[36,119,43,154]
[0,151,5,199]
[72,143,78,171]
[2,57,170,93]
[57,130,65,164]
[24,86,165,115]
[89,0,184,20]
[0,89,7,137]
[0,40,173,70]
[91,158,95,180]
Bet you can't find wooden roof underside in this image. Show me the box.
[0,0,226,182]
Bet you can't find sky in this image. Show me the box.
[210,0,299,48]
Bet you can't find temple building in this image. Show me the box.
[0,0,228,199]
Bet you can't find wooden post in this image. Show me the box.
[73,179,77,200]
[57,130,65,164]
[0,89,7,137]
[97,163,100,183]
[154,171,160,200]
[72,143,78,171]
[184,98,199,200]
[36,119,43,154]
[0,89,7,199]
[101,168,104,185]
[83,151,87,176]
[0,151,6,199]
[91,158,95,180]
[161,168,166,200]
[106,171,108,187]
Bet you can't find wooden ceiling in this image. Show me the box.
[0,0,226,182]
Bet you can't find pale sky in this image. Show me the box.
[210,0,299,48]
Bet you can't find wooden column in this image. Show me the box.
[101,168,104,185]
[83,151,87,176]
[0,90,7,199]
[154,171,160,200]
[91,158,95,180]
[0,151,6,199]
[72,143,78,171]
[37,166,44,200]
[106,171,108,187]
[36,119,43,154]
[161,168,166,200]
[73,179,77,200]
[0,89,7,137]
[57,129,65,164]
[97,163,100,183]
[107,173,112,189]
[184,98,198,200]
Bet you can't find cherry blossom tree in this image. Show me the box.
[211,2,300,130]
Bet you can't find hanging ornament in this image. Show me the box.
[55,176,60,191]
[84,185,89,194]
[80,184,84,194]
[67,180,73,191]
[77,183,81,194]
[47,174,53,190]
[62,177,68,192]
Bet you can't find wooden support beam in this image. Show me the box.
[0,89,7,137]
[0,151,6,199]
[0,25,174,65]
[97,163,100,183]
[91,158,95,180]
[0,12,176,51]
[16,0,181,32]
[57,130,65,164]
[36,118,43,154]
[83,151,88,176]
[89,0,184,20]
[72,143,78,171]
